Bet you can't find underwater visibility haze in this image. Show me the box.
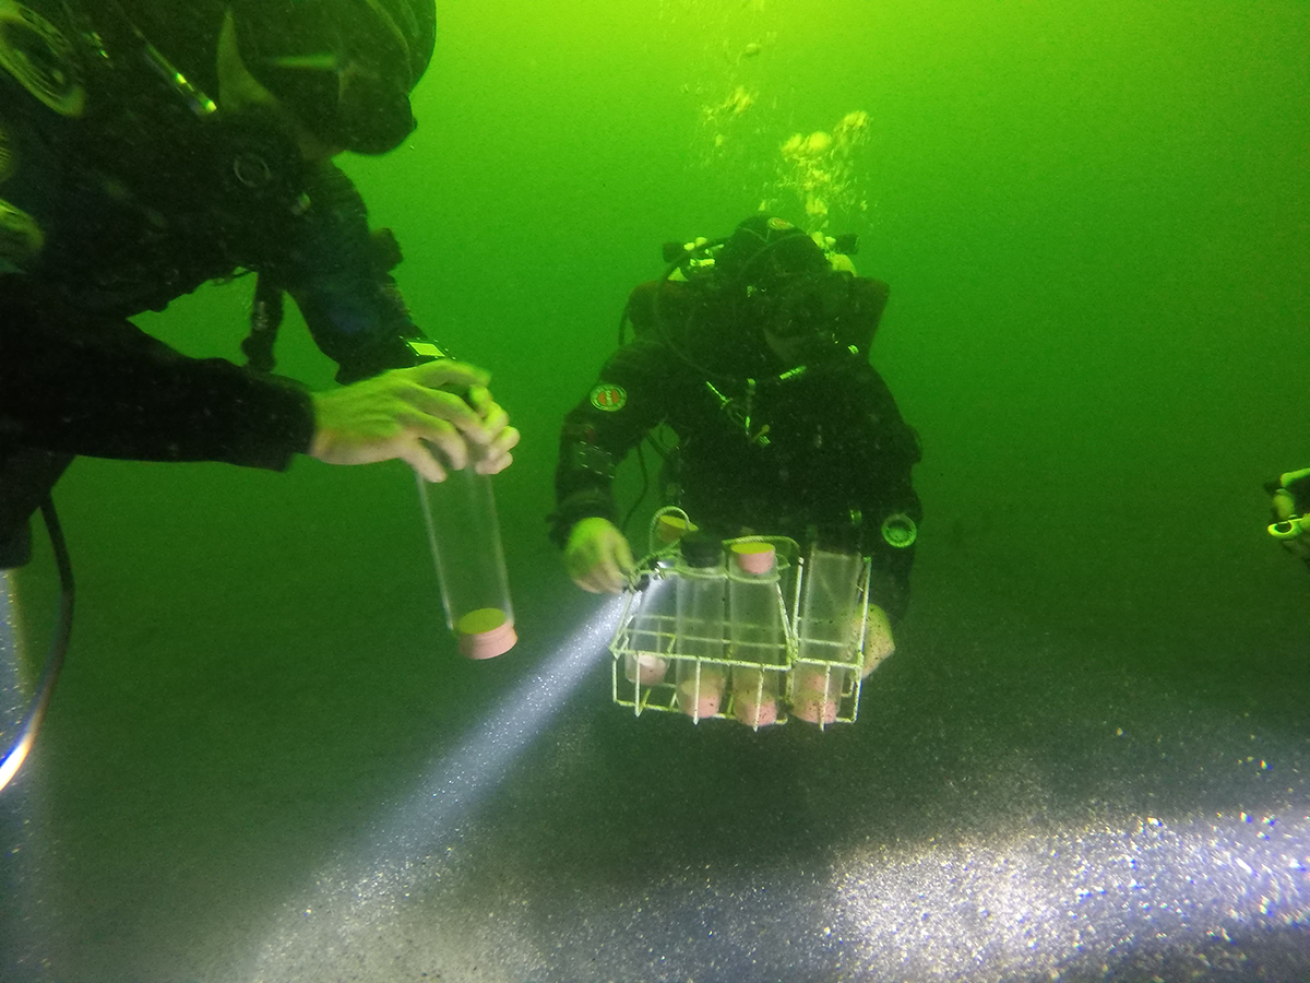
[1,1,1308,980]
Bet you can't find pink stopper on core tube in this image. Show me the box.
[627,655,669,686]
[790,666,838,725]
[677,670,725,719]
[731,542,776,575]
[790,692,837,726]
[735,695,779,727]
[455,608,517,659]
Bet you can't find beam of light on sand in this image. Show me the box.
[0,572,28,790]
[246,594,628,976]
[828,806,1310,981]
[0,572,25,761]
[247,585,1310,980]
[0,571,46,972]
[384,593,626,845]
[250,788,1310,981]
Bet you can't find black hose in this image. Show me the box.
[0,498,74,793]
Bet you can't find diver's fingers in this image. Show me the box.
[409,417,468,472]
[401,384,488,444]
[564,518,632,593]
[398,439,447,483]
[477,400,511,439]
[309,371,491,473]
[474,426,522,475]
[860,607,896,677]
[594,555,627,594]
[409,359,491,394]
[575,572,609,594]
[1273,488,1298,522]
[573,559,617,594]
[574,550,625,595]
[598,526,636,591]
[475,450,515,476]
[466,383,492,412]
[613,532,636,581]
[1281,467,1310,487]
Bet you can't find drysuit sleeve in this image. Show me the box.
[550,338,682,547]
[854,367,923,623]
[0,278,314,470]
[275,163,442,383]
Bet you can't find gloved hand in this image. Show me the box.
[564,516,635,594]
[1267,467,1310,560]
[309,360,520,482]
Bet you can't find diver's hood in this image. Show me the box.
[233,0,434,155]
[106,0,435,155]
[715,214,831,292]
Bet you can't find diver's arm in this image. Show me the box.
[0,284,313,468]
[563,516,636,593]
[309,360,517,481]
[553,360,658,591]
[0,283,515,477]
[278,162,446,383]
[549,339,677,548]
[274,165,518,472]
[857,368,924,625]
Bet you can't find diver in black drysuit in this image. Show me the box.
[551,214,922,623]
[0,0,515,567]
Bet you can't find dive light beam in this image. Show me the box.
[0,502,73,795]
[255,593,626,956]
[830,807,1310,980]
[0,574,25,791]
[246,593,1310,979]
[391,593,626,843]
[0,572,47,977]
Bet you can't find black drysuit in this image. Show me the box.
[0,1,437,562]
[553,278,923,621]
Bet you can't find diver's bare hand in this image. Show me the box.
[564,517,635,594]
[1270,467,1310,560]
[466,384,520,475]
[860,605,896,677]
[309,361,508,482]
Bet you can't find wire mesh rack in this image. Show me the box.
[609,538,874,730]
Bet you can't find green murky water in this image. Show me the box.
[5,2,1308,980]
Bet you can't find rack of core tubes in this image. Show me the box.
[608,509,879,730]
